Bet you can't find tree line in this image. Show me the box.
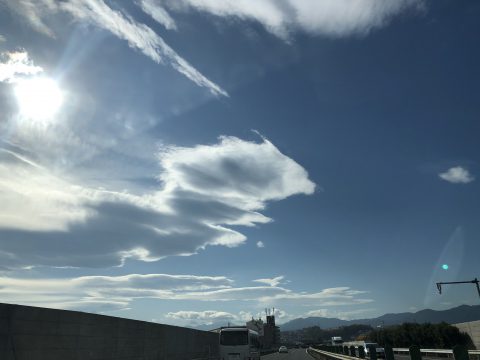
[282,324,373,344]
[367,322,475,349]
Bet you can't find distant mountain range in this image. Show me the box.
[280,304,480,332]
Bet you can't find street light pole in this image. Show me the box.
[436,278,480,298]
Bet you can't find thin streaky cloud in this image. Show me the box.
[166,310,235,321]
[2,0,56,37]
[1,0,227,96]
[0,274,372,312]
[139,0,177,30]
[145,0,425,40]
[306,308,374,320]
[253,276,284,287]
[60,0,228,97]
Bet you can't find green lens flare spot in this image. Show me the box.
[442,264,449,270]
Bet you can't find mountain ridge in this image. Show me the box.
[280,304,480,331]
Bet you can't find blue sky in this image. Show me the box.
[0,0,479,328]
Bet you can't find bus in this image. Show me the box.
[219,327,261,360]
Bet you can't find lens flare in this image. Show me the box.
[442,264,449,270]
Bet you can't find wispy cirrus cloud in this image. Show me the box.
[139,0,177,30]
[253,275,284,287]
[166,310,236,322]
[2,0,56,37]
[0,135,315,269]
[306,308,374,320]
[439,166,475,184]
[139,0,425,40]
[60,0,227,96]
[0,273,233,312]
[1,0,227,96]
[0,273,371,315]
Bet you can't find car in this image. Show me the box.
[279,346,288,353]
[364,343,385,359]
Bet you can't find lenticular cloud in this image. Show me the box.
[0,136,315,269]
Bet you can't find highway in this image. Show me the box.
[262,348,314,360]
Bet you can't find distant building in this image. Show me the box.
[247,318,264,336]
[245,309,280,349]
[262,313,280,349]
[453,320,480,350]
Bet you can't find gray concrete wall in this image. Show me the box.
[454,320,480,350]
[0,302,219,360]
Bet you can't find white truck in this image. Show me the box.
[331,337,344,346]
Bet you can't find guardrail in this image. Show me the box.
[307,345,479,360]
[308,347,357,360]
[393,349,480,357]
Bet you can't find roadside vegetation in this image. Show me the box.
[282,324,373,344]
[367,323,475,349]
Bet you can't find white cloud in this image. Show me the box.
[0,34,5,42]
[158,136,315,206]
[439,166,474,184]
[143,0,425,39]
[166,310,236,322]
[175,286,290,301]
[238,311,254,321]
[263,287,373,306]
[60,0,227,96]
[75,273,234,291]
[256,241,265,248]
[139,0,177,30]
[253,276,284,287]
[0,273,371,314]
[306,309,331,317]
[0,273,234,311]
[275,309,290,320]
[0,148,92,232]
[166,308,291,326]
[306,308,374,320]
[2,0,226,96]
[2,0,424,97]
[2,0,56,37]
[0,136,315,269]
[0,51,43,83]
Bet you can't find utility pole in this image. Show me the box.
[436,278,480,298]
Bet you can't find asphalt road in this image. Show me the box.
[262,348,314,360]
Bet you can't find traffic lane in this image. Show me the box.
[262,348,314,360]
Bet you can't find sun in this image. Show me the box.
[14,77,64,121]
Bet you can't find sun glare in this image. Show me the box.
[14,77,63,121]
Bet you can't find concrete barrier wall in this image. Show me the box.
[454,320,480,350]
[0,303,219,360]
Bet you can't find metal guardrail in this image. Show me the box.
[393,349,480,356]
[307,347,480,360]
[308,347,358,360]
